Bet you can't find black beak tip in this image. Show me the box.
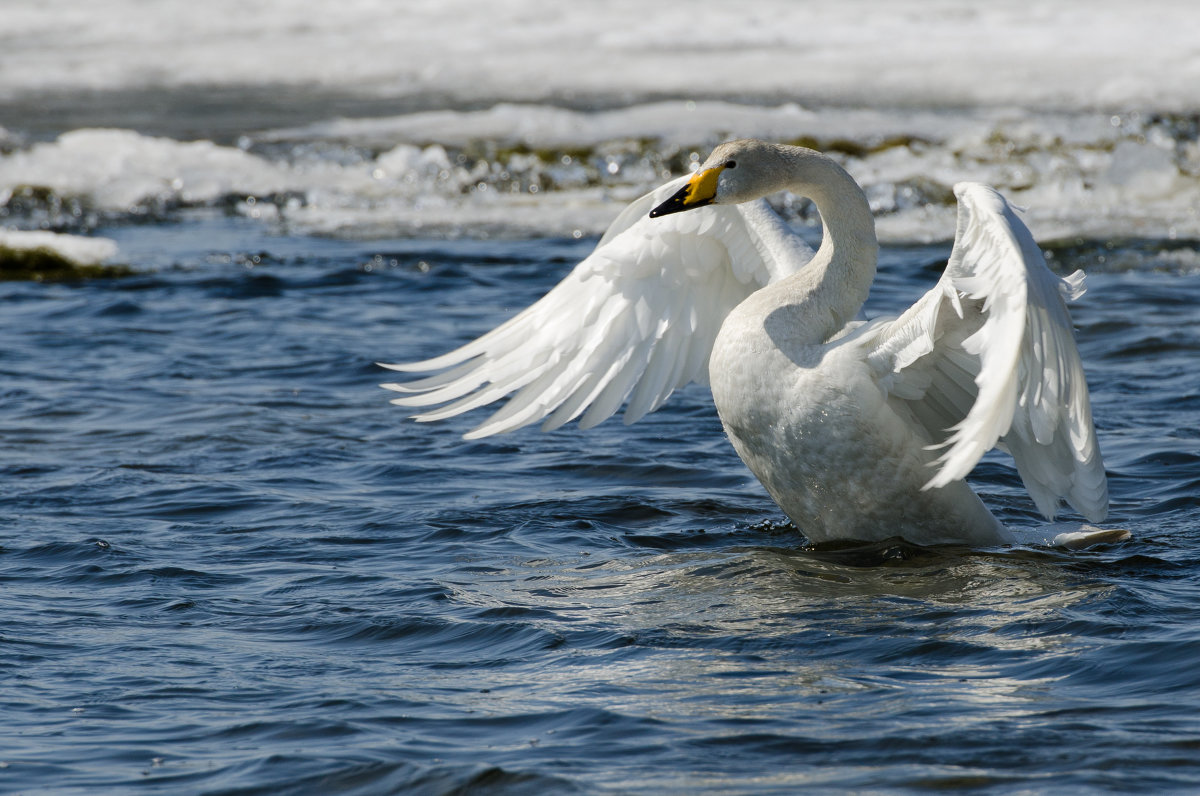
[649,185,704,219]
[649,197,682,219]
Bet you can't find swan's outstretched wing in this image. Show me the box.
[863,182,1107,522]
[382,177,813,439]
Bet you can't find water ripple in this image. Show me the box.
[1,230,1198,793]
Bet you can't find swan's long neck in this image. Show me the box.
[769,149,878,341]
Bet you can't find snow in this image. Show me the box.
[1,1,1198,242]
[2,0,1199,112]
[0,228,118,265]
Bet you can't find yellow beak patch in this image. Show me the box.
[683,164,724,205]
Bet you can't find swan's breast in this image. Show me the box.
[709,301,828,455]
[709,310,1007,543]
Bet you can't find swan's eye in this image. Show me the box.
[724,160,737,169]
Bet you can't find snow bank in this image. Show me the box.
[2,1,1198,112]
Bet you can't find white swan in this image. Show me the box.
[383,139,1110,547]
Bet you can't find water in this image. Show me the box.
[4,2,1200,792]
[2,214,1198,793]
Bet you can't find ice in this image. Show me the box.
[0,228,118,265]
[2,2,1199,242]
[2,105,1199,242]
[3,1,1199,112]
[1105,141,1181,200]
[0,129,300,210]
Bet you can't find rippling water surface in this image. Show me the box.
[3,212,1198,793]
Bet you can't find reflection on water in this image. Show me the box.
[419,530,1176,792]
[443,538,1110,712]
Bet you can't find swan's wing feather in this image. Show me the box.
[864,182,1107,522]
[383,180,813,438]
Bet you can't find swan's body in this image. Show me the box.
[385,140,1108,546]
[709,281,1009,546]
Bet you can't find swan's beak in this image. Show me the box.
[649,165,724,218]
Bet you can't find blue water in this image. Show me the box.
[3,212,1200,794]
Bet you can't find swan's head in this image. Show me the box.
[649,139,797,218]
